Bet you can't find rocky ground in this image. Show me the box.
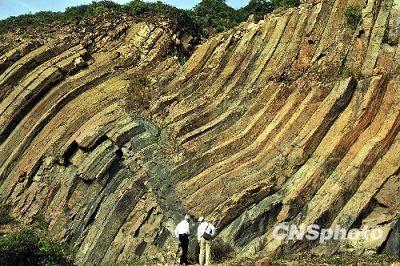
[109,253,400,265]
[0,0,399,264]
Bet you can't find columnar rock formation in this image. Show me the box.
[0,0,399,264]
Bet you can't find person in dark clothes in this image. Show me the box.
[175,214,190,265]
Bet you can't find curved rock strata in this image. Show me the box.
[0,0,399,264]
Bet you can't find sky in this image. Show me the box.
[0,0,251,20]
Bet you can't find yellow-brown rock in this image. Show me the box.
[0,0,399,264]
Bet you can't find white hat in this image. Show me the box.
[198,216,204,222]
[184,214,190,220]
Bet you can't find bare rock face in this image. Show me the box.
[0,0,400,264]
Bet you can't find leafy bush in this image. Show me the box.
[238,0,274,21]
[124,0,202,36]
[193,0,275,31]
[344,5,362,29]
[0,204,13,225]
[65,0,122,18]
[0,229,73,265]
[193,0,238,32]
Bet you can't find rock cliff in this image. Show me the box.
[0,0,399,264]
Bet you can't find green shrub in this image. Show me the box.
[124,0,151,14]
[178,54,190,65]
[238,0,274,22]
[194,0,239,32]
[132,76,151,87]
[213,18,238,32]
[32,213,50,230]
[0,229,73,265]
[0,204,14,225]
[344,5,362,29]
[271,0,300,8]
[126,75,152,111]
[65,0,122,17]
[0,1,125,33]
[124,1,202,36]
[0,12,64,34]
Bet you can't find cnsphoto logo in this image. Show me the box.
[273,223,385,243]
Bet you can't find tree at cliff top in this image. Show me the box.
[193,0,238,32]
[238,0,274,21]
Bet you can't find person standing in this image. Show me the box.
[197,217,216,266]
[175,214,191,265]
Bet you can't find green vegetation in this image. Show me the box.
[344,5,362,29]
[126,75,152,111]
[0,0,202,36]
[239,0,274,22]
[0,0,125,34]
[0,0,300,35]
[32,213,50,230]
[192,0,298,33]
[177,54,190,65]
[193,0,237,32]
[125,1,201,36]
[64,0,121,17]
[0,204,14,225]
[0,229,73,266]
[271,0,300,8]
[0,204,73,265]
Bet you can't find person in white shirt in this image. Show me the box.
[175,214,190,265]
[197,217,216,266]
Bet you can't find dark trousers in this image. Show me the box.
[178,233,189,264]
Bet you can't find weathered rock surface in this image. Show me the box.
[0,0,399,264]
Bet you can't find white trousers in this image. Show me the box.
[199,237,211,265]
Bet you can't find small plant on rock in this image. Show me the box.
[344,5,362,30]
[126,75,152,111]
[177,54,190,65]
[0,204,14,225]
[32,213,50,230]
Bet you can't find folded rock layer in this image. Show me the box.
[0,0,399,263]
